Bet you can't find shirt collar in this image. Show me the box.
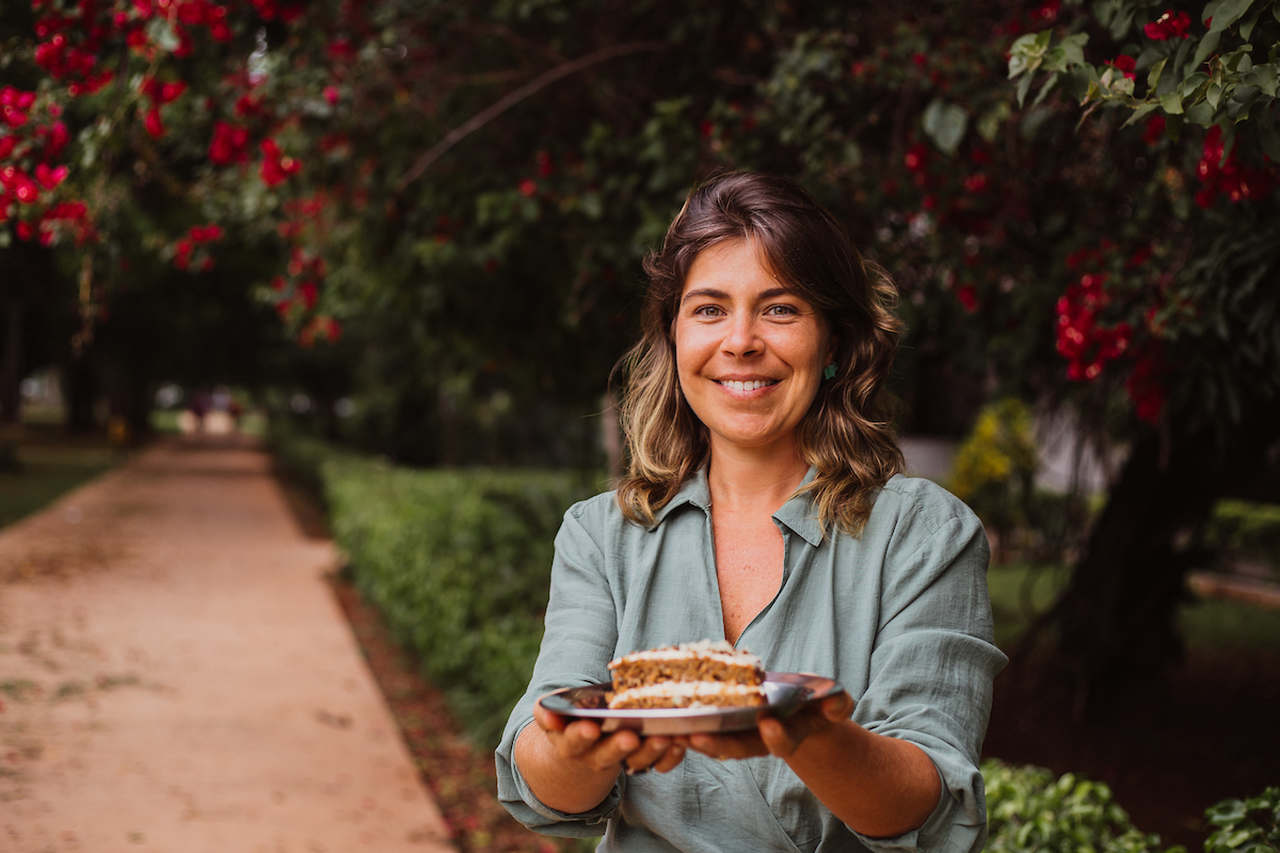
[648,464,826,548]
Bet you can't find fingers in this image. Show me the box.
[532,701,568,734]
[622,736,672,774]
[651,742,687,774]
[819,691,855,721]
[686,730,768,760]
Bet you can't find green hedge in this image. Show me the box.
[270,428,1277,850]
[1206,500,1280,578]
[270,423,598,746]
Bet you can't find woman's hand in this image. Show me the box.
[531,701,686,775]
[682,691,856,761]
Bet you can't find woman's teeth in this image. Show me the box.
[719,379,776,392]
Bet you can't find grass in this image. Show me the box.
[0,429,126,529]
[987,560,1280,654]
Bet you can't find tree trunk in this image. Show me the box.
[1026,396,1280,716]
[0,289,20,425]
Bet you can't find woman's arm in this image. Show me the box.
[684,692,940,838]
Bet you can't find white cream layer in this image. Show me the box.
[609,640,762,670]
[608,681,765,707]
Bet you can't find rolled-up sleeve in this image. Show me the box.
[851,505,1007,853]
[494,501,623,836]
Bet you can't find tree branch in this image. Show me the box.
[394,40,668,193]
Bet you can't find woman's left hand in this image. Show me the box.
[682,691,856,761]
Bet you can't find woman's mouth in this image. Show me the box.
[715,379,780,394]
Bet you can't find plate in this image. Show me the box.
[536,671,843,736]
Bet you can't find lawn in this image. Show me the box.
[987,560,1280,654]
[0,427,127,530]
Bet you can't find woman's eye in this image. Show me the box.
[693,304,725,317]
[765,304,799,316]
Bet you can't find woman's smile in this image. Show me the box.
[675,237,831,453]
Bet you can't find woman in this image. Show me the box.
[495,171,1006,851]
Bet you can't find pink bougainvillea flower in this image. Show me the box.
[1106,54,1136,81]
[903,143,928,172]
[1143,114,1166,146]
[144,107,165,138]
[1144,9,1192,40]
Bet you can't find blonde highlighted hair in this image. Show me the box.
[615,171,904,536]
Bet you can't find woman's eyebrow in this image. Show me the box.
[680,286,793,304]
[681,287,729,304]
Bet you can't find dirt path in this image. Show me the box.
[0,435,454,853]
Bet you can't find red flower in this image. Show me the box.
[903,143,928,172]
[323,86,339,105]
[34,163,68,190]
[298,280,318,309]
[1144,10,1192,40]
[0,136,15,159]
[144,107,164,138]
[956,284,978,313]
[963,173,989,193]
[1106,55,1136,81]
[518,178,537,197]
[1142,115,1166,146]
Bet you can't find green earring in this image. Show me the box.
[823,363,837,380]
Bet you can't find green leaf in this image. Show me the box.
[1257,107,1280,160]
[1160,90,1185,113]
[922,99,968,153]
[1205,0,1257,33]
[1186,99,1217,124]
[1206,81,1225,109]
[1058,32,1090,68]
[1193,28,1224,69]
[1032,74,1059,106]
[977,102,1012,142]
[1243,63,1279,96]
[1016,72,1035,107]
[1239,3,1266,39]
[1148,57,1168,90]
[1122,101,1160,127]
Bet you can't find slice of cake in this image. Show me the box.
[606,640,766,709]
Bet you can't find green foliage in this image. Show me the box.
[1008,0,1280,132]
[271,426,597,746]
[948,398,1039,540]
[1205,500,1280,572]
[1204,786,1280,852]
[982,759,1182,852]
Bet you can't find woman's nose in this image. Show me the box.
[722,313,761,356]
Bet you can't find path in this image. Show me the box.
[0,435,454,853]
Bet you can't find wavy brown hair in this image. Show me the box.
[615,171,904,536]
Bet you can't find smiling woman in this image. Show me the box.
[495,171,1005,852]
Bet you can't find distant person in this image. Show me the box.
[496,171,1006,851]
[189,390,210,432]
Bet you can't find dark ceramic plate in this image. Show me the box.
[537,671,843,735]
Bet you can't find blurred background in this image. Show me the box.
[2,1,1278,851]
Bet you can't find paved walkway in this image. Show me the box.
[0,435,453,853]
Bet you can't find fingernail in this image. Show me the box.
[626,766,649,776]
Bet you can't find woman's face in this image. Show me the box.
[674,238,832,456]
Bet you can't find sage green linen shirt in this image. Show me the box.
[495,468,1007,852]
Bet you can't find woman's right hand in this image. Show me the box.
[532,701,686,775]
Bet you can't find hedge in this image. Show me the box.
[269,427,1276,850]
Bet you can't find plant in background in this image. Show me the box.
[948,398,1038,560]
[1204,786,1280,852]
[982,759,1182,853]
